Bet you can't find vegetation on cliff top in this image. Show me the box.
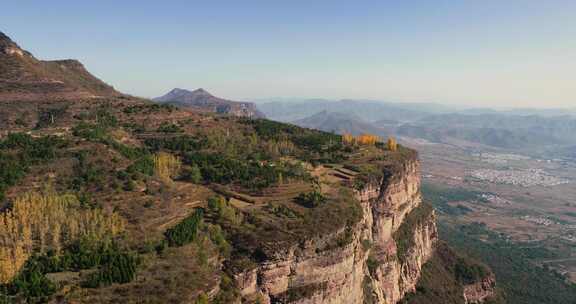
[0,107,402,302]
[0,32,425,303]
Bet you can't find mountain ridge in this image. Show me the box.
[257,99,430,123]
[0,31,120,101]
[154,87,264,118]
[294,110,390,136]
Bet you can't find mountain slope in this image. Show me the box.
[154,88,264,118]
[0,31,119,101]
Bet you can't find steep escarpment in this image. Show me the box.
[360,156,437,304]
[234,152,438,303]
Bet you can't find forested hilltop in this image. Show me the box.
[0,105,376,302]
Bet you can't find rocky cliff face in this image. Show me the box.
[235,156,438,303]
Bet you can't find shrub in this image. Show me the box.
[82,252,138,288]
[208,224,232,258]
[165,209,204,247]
[8,261,56,299]
[95,108,118,128]
[144,135,203,152]
[295,191,327,208]
[157,122,183,133]
[0,134,65,200]
[72,122,107,141]
[454,258,489,284]
[194,293,210,304]
[0,154,26,201]
[181,164,203,184]
[367,254,379,276]
[212,274,240,304]
[124,179,136,191]
[208,196,242,225]
[266,203,299,219]
[109,141,147,160]
[127,155,155,176]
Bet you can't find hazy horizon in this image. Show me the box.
[3,0,576,108]
[248,97,576,111]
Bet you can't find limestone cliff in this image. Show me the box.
[235,155,438,303]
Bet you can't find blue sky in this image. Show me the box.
[2,0,576,108]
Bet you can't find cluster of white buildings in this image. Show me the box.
[473,152,530,164]
[521,215,556,226]
[471,168,569,187]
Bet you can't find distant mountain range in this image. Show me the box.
[257,98,576,119]
[294,110,389,136]
[259,100,576,156]
[256,99,432,123]
[154,88,264,118]
[398,113,576,148]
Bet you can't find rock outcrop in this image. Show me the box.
[463,275,496,304]
[235,154,438,303]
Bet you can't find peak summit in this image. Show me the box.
[0,31,13,44]
[167,88,212,96]
[0,31,26,56]
[154,88,215,103]
[192,88,210,94]
[153,88,264,118]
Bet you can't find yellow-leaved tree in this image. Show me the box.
[357,134,379,145]
[386,137,398,151]
[153,152,182,183]
[0,190,124,283]
[342,133,354,145]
